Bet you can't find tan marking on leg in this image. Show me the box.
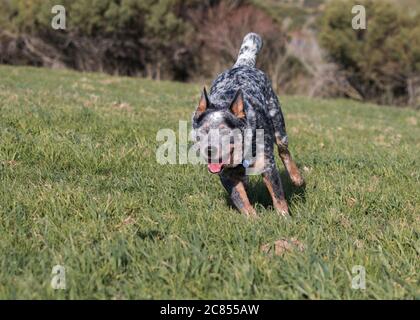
[248,152,266,174]
[263,176,289,216]
[278,148,305,187]
[234,181,257,217]
[275,137,284,147]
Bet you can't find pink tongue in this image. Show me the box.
[208,163,223,174]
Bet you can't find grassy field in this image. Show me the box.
[0,65,418,299]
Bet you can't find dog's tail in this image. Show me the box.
[233,33,263,68]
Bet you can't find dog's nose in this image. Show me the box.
[206,146,218,160]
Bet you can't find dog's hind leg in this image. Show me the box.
[220,174,256,217]
[267,88,305,187]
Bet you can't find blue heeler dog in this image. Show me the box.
[192,33,304,217]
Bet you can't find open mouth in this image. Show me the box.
[207,163,224,174]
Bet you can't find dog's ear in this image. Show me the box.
[194,87,210,120]
[229,89,246,119]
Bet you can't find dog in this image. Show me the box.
[192,33,304,217]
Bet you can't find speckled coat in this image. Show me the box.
[193,33,304,216]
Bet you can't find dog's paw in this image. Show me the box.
[291,174,305,188]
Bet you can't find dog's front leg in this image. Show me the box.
[277,145,305,188]
[262,168,289,216]
[220,175,256,217]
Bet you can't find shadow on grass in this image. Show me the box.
[224,170,306,215]
[136,229,165,241]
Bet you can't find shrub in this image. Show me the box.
[320,0,420,106]
[0,0,193,78]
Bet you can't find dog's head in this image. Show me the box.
[192,87,247,174]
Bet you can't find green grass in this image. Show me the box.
[0,65,419,299]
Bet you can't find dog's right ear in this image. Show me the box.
[193,87,210,120]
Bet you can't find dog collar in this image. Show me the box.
[242,159,251,168]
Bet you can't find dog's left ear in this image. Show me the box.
[230,89,246,119]
[194,87,210,120]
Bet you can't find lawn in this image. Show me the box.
[0,65,418,299]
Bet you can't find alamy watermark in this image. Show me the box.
[51,265,66,290]
[351,265,366,290]
[51,5,66,30]
[352,5,366,30]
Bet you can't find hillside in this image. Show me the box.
[0,66,418,299]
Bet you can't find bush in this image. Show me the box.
[0,0,193,78]
[0,0,286,82]
[320,0,420,106]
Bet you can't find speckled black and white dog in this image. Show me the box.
[192,33,304,216]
